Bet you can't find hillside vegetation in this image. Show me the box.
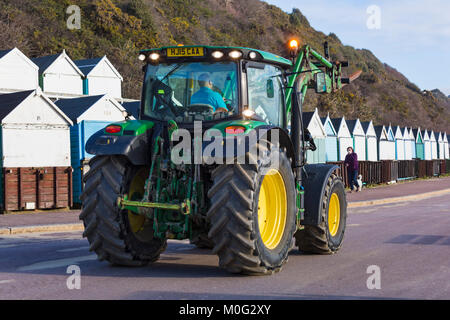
[1,0,449,132]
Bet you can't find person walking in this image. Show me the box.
[344,147,359,193]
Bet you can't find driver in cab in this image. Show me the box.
[190,73,228,112]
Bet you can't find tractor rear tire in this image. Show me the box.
[295,173,347,254]
[79,155,167,266]
[207,142,297,275]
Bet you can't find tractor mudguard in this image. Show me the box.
[85,130,151,166]
[202,125,294,163]
[301,164,339,226]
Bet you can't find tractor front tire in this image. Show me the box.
[295,173,347,254]
[207,142,297,275]
[80,155,167,266]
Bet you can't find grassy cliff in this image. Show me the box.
[1,0,449,132]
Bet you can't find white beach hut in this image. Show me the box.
[361,121,377,162]
[445,134,449,159]
[403,127,413,160]
[32,50,84,98]
[331,117,353,161]
[302,108,327,164]
[0,48,39,93]
[375,125,395,160]
[0,89,73,212]
[437,132,445,160]
[321,114,339,162]
[408,128,417,159]
[422,130,432,160]
[394,126,405,160]
[347,119,367,161]
[430,131,438,160]
[74,56,123,100]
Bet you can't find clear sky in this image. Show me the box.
[266,0,450,96]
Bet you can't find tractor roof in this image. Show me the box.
[140,45,293,68]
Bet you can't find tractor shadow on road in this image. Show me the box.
[16,259,240,279]
[6,237,240,279]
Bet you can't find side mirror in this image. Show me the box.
[266,79,274,98]
[315,72,327,93]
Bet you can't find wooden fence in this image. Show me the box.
[327,159,446,188]
[2,167,72,212]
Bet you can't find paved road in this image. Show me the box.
[1,194,449,300]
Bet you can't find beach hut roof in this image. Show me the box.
[31,50,84,77]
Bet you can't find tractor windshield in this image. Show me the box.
[142,61,238,122]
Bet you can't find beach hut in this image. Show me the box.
[74,56,123,99]
[32,50,84,98]
[437,132,445,160]
[436,132,445,160]
[347,119,367,161]
[412,128,424,160]
[374,125,395,160]
[55,94,129,204]
[422,130,432,160]
[408,128,417,159]
[302,109,326,164]
[331,117,353,161]
[361,121,377,162]
[445,134,449,159]
[430,131,438,160]
[394,126,405,160]
[320,114,338,162]
[403,127,413,160]
[0,48,39,93]
[0,89,73,212]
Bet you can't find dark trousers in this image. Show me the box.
[348,169,358,190]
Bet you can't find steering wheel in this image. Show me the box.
[187,104,215,114]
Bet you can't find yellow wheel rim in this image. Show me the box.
[257,169,287,250]
[328,193,340,237]
[127,168,148,234]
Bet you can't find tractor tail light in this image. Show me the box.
[225,126,246,134]
[105,125,122,134]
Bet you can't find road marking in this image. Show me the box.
[57,246,89,253]
[348,188,450,208]
[0,279,15,284]
[18,254,97,272]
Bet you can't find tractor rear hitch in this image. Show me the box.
[117,195,191,216]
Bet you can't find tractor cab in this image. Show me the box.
[138,46,293,127]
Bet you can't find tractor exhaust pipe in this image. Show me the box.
[291,86,303,174]
[324,41,330,60]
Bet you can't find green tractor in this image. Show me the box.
[81,40,358,275]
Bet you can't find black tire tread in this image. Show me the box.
[79,155,165,267]
[295,173,345,254]
[207,143,293,275]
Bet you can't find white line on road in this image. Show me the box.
[0,279,15,284]
[18,255,97,272]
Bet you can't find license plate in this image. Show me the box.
[167,47,204,57]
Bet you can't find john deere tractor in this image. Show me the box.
[81,40,358,275]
